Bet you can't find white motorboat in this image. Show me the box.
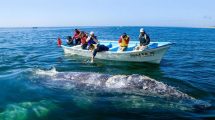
[61,41,173,64]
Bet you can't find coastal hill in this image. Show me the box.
[207,26,215,28]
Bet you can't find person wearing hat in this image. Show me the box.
[136,28,150,50]
[118,33,130,51]
[86,31,99,48]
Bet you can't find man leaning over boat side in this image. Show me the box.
[118,33,130,52]
[88,44,109,63]
[135,28,150,50]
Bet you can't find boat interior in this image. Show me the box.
[66,41,172,52]
[101,42,162,52]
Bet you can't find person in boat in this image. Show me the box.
[86,31,99,49]
[88,44,109,63]
[66,36,73,45]
[80,31,88,49]
[118,33,130,51]
[72,29,81,45]
[136,28,150,50]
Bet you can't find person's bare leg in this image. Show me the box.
[119,47,123,52]
[140,46,147,50]
[135,46,140,50]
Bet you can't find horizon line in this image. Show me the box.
[0,25,212,29]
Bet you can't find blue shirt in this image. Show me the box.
[87,36,97,45]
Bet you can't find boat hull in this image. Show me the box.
[61,43,172,64]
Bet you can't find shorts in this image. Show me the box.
[120,46,127,51]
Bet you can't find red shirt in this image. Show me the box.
[81,36,87,44]
[80,32,87,44]
[73,31,81,39]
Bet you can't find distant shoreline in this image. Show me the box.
[0,26,214,29]
[207,26,215,28]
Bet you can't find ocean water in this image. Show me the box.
[0,27,214,120]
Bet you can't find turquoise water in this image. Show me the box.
[0,27,214,120]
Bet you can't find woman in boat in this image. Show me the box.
[86,31,99,48]
[118,33,130,51]
[88,44,109,63]
[136,28,150,50]
[72,29,81,45]
[80,31,88,49]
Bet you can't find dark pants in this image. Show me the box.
[75,38,81,45]
[93,45,109,57]
[67,40,73,46]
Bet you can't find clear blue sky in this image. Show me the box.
[0,0,214,27]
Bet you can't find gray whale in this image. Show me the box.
[35,69,211,110]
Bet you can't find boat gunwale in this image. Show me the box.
[61,42,173,54]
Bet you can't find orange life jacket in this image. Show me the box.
[119,36,129,47]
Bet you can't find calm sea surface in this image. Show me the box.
[0,27,214,120]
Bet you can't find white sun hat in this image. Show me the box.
[90,31,94,35]
[140,28,144,32]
